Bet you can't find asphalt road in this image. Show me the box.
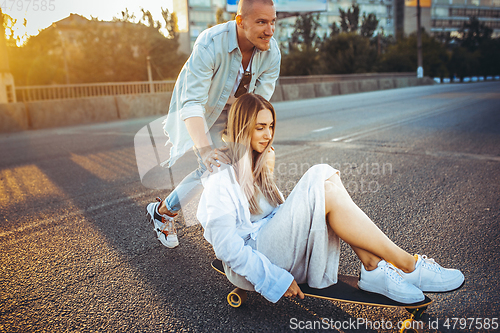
[1,82,499,332]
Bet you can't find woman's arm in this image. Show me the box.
[198,166,293,303]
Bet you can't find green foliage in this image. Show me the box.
[379,30,450,78]
[447,16,498,78]
[319,33,377,74]
[290,13,321,49]
[281,13,321,75]
[360,13,379,38]
[477,38,500,75]
[5,8,186,86]
[281,12,499,78]
[339,5,360,33]
[279,5,498,78]
[281,46,319,76]
[215,8,235,25]
[447,47,478,79]
[281,5,382,76]
[459,16,492,52]
[330,22,341,36]
[7,26,65,85]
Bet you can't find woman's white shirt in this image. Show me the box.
[197,163,293,303]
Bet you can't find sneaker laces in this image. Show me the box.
[383,262,405,285]
[160,218,177,236]
[155,197,177,236]
[420,255,442,273]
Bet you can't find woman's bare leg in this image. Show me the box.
[325,173,416,273]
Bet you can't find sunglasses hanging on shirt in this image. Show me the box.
[234,71,252,98]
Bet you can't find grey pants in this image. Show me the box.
[224,164,341,291]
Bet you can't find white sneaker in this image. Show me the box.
[146,198,179,248]
[402,255,464,292]
[358,260,425,304]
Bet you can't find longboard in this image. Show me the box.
[212,259,433,333]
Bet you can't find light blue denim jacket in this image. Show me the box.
[162,20,281,167]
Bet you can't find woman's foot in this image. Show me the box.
[402,254,464,292]
[358,260,425,304]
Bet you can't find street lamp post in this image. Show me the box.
[416,0,423,78]
[146,55,154,93]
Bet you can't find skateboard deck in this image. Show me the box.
[211,259,432,309]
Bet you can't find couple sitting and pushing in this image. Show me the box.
[165,93,465,304]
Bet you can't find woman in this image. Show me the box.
[197,93,464,304]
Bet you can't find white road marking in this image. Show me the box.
[312,126,333,133]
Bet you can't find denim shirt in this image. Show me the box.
[162,21,281,167]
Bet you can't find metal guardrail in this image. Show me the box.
[15,80,176,102]
[14,73,419,102]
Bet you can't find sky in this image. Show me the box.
[3,0,174,44]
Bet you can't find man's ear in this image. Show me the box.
[235,15,243,26]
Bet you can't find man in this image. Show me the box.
[146,0,280,248]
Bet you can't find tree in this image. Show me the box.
[447,46,479,79]
[215,7,235,25]
[378,30,450,78]
[360,13,379,38]
[330,22,341,36]
[290,13,321,49]
[6,8,186,85]
[477,38,500,75]
[319,33,377,74]
[339,5,360,33]
[338,5,378,37]
[446,17,497,78]
[459,16,492,52]
[281,48,319,76]
[281,13,321,76]
[5,20,66,85]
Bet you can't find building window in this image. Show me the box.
[6,85,14,103]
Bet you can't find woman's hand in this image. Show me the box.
[284,279,305,300]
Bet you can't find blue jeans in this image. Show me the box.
[164,110,227,213]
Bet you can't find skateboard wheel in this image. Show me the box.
[227,288,247,308]
[400,319,420,333]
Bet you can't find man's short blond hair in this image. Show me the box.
[237,0,275,17]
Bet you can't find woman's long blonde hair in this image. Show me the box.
[226,93,284,215]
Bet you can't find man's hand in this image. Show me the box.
[284,280,305,300]
[198,146,230,173]
[184,117,230,172]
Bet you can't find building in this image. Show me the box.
[401,0,500,37]
[173,0,231,54]
[430,0,500,38]
[404,0,431,36]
